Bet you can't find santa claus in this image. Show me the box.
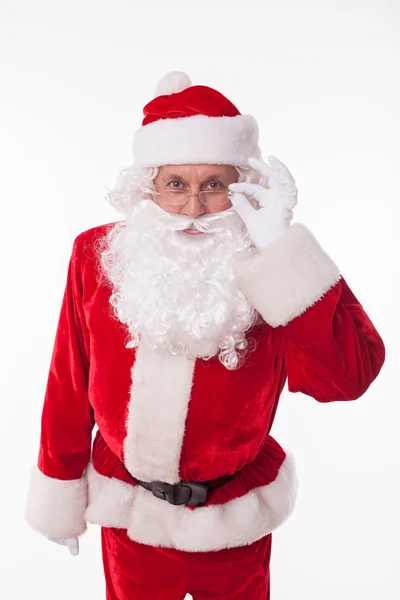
[25,71,385,599]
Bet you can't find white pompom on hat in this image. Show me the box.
[153,71,192,97]
[132,71,261,168]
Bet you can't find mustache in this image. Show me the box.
[134,199,240,234]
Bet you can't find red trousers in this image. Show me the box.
[101,526,272,599]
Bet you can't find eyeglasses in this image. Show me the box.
[152,189,231,207]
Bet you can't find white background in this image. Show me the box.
[1,0,399,598]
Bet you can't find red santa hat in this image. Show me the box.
[132,71,262,168]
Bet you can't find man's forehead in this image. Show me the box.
[159,164,234,179]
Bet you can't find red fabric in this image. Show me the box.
[101,526,271,599]
[36,222,385,498]
[281,277,386,401]
[142,85,241,125]
[37,233,95,480]
[91,428,286,511]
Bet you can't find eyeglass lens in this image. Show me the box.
[157,190,230,206]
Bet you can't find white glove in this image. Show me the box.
[49,536,79,556]
[228,155,298,251]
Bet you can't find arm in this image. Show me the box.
[234,223,385,402]
[25,233,95,539]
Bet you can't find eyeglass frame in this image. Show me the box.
[151,188,232,207]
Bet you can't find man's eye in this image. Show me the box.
[168,181,183,189]
[206,181,223,190]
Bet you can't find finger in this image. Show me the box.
[50,536,64,546]
[230,182,280,209]
[229,182,274,208]
[286,183,298,196]
[247,157,288,187]
[281,182,298,200]
[267,155,296,184]
[68,537,79,556]
[229,182,260,197]
[228,191,256,223]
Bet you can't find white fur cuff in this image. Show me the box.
[234,223,342,327]
[25,466,88,538]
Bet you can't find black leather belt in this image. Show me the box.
[131,470,240,507]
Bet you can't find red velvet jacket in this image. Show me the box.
[25,221,385,552]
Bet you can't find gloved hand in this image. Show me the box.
[49,536,79,556]
[228,155,298,251]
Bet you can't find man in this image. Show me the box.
[25,71,385,599]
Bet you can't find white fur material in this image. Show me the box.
[154,71,192,97]
[132,113,262,168]
[85,466,136,527]
[84,451,298,552]
[123,338,196,483]
[234,222,342,327]
[25,466,88,538]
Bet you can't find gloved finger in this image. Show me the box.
[284,197,297,210]
[67,537,79,556]
[267,155,296,184]
[228,191,256,223]
[286,183,298,198]
[248,157,288,187]
[49,536,66,546]
[230,181,277,210]
[228,182,264,198]
[280,184,298,204]
[285,207,294,220]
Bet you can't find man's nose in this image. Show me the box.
[180,192,206,218]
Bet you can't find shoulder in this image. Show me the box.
[71,221,122,260]
[73,221,122,247]
[68,221,122,287]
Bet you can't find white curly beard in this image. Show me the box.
[100,199,261,369]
